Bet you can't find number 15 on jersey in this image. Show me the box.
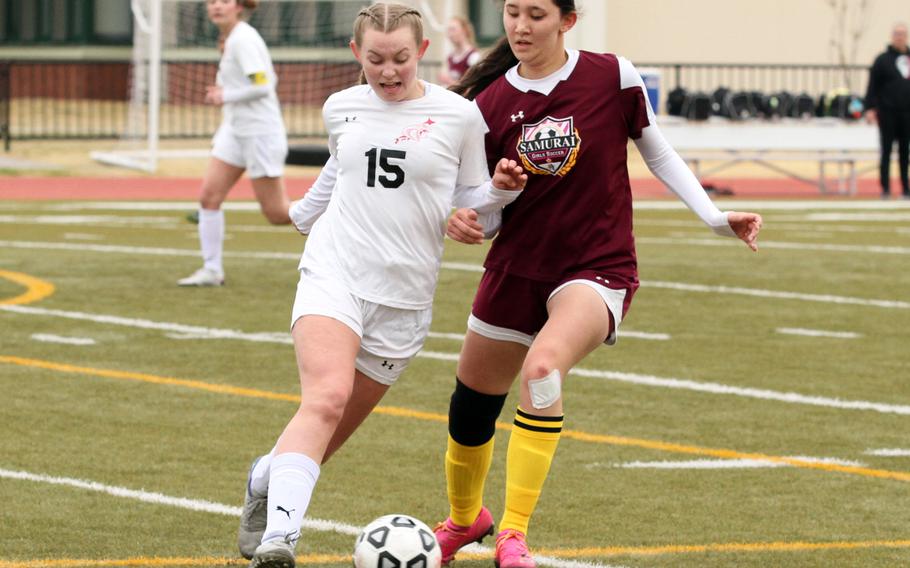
[365,147,407,189]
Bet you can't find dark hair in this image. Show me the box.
[451,0,577,100]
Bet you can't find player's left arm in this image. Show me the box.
[620,57,762,251]
[222,31,275,104]
[450,104,525,243]
[451,158,525,243]
[219,71,272,104]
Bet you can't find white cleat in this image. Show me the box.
[249,539,296,568]
[177,267,224,287]
[239,457,268,560]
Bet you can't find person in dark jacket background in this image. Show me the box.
[865,23,910,199]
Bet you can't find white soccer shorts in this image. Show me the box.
[212,124,287,179]
[290,268,432,385]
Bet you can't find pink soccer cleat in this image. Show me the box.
[433,506,495,565]
[494,529,535,568]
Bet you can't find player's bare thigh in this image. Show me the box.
[275,315,360,457]
[199,157,244,209]
[456,329,527,396]
[252,176,291,224]
[535,282,613,369]
[323,370,389,463]
[516,284,612,416]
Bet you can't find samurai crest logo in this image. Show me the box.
[516,115,581,176]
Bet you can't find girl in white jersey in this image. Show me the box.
[178,0,291,287]
[240,5,527,567]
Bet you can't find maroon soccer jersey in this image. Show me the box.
[476,51,650,290]
[447,48,478,81]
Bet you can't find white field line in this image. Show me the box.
[636,219,906,234]
[30,333,96,346]
[0,214,292,234]
[609,455,865,470]
[3,239,908,310]
[563,365,910,416]
[428,330,670,342]
[6,226,909,257]
[0,468,622,568]
[805,212,910,222]
[25,199,905,211]
[776,328,861,339]
[632,200,910,211]
[865,449,910,457]
[644,280,910,309]
[0,240,300,260]
[0,198,905,213]
[5,304,910,416]
[637,236,910,255]
[0,214,177,225]
[40,202,264,212]
[62,232,106,241]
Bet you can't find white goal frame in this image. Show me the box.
[91,0,455,173]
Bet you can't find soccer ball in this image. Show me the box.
[352,514,441,568]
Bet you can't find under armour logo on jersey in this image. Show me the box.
[381,360,395,370]
[511,111,525,123]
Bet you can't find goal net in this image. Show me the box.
[91,0,368,172]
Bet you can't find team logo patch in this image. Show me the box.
[516,115,581,176]
[395,118,435,144]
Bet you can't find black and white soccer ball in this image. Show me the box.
[352,514,441,568]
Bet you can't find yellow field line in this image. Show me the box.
[2,355,910,485]
[0,270,55,306]
[533,538,910,558]
[0,553,348,568]
[4,538,910,567]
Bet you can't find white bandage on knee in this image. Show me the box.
[528,369,562,409]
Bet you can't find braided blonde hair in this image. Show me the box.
[352,3,424,48]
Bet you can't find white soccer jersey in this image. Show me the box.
[217,21,284,137]
[299,82,510,310]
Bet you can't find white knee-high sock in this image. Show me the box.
[262,452,320,546]
[248,446,277,498]
[198,208,224,274]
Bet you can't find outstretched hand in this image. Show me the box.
[447,208,484,245]
[491,158,527,191]
[728,211,763,251]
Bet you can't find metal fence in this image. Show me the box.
[0,60,872,147]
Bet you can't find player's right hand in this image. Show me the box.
[492,158,527,191]
[447,208,484,245]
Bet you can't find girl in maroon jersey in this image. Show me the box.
[432,1,763,567]
[438,16,482,87]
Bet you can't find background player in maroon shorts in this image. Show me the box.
[432,1,763,567]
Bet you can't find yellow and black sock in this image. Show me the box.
[445,378,507,526]
[446,435,495,526]
[500,407,563,535]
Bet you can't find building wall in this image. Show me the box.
[570,0,906,68]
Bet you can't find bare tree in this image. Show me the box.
[825,0,872,89]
